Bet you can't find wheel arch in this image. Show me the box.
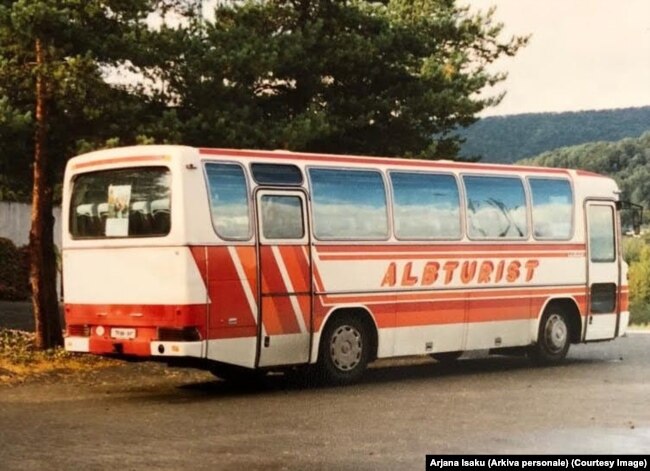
[534,297,583,344]
[310,305,379,364]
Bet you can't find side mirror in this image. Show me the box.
[619,201,643,235]
[633,208,642,235]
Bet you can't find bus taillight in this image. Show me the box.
[67,325,90,337]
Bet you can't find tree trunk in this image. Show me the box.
[30,38,62,349]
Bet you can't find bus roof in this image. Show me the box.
[67,144,607,179]
[199,147,605,177]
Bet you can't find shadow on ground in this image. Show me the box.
[116,353,600,405]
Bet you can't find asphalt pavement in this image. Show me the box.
[0,332,649,470]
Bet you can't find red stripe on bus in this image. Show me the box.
[260,247,283,293]
[278,246,312,328]
[65,303,207,322]
[394,299,465,326]
[319,252,580,261]
[189,246,208,286]
[620,291,629,311]
[388,294,587,328]
[312,263,327,293]
[576,169,607,177]
[259,247,301,334]
[297,295,311,329]
[320,286,585,305]
[316,243,586,253]
[65,303,208,336]
[260,296,285,335]
[279,246,310,293]
[235,245,258,306]
[205,247,258,336]
[312,295,329,332]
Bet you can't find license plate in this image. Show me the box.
[110,328,136,340]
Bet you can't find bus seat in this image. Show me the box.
[151,198,170,234]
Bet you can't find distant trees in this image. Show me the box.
[0,0,527,348]
[154,0,527,158]
[529,133,650,326]
[459,107,650,163]
[0,0,185,348]
[521,131,650,218]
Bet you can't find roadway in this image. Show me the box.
[0,332,649,470]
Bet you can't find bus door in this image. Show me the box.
[255,189,312,367]
[585,201,620,340]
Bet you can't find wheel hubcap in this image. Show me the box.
[330,325,362,371]
[545,314,567,353]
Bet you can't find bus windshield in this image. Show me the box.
[69,167,171,239]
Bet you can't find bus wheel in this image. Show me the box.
[430,351,463,363]
[529,308,571,365]
[317,315,370,385]
[209,362,266,384]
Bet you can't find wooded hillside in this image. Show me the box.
[520,131,650,210]
[459,106,650,163]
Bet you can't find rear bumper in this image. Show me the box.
[150,341,203,357]
[64,303,208,358]
[64,336,204,359]
[65,336,90,352]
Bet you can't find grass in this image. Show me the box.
[0,328,116,384]
[628,323,650,331]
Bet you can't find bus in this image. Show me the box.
[62,145,637,384]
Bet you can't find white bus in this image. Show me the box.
[62,145,635,383]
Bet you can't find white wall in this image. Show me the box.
[0,202,62,249]
[0,202,63,299]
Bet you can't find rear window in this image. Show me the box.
[69,167,171,238]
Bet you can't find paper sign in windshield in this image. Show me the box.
[105,184,132,236]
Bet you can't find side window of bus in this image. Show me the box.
[260,195,304,239]
[309,168,389,240]
[588,205,616,262]
[528,178,573,240]
[204,163,251,240]
[390,172,461,239]
[464,176,528,239]
[251,163,303,186]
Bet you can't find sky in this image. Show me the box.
[466,0,650,116]
[152,1,650,118]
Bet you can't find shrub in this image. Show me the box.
[622,236,645,264]
[630,301,650,326]
[0,237,30,301]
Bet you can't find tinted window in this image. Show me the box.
[464,176,528,239]
[260,195,304,239]
[251,163,303,186]
[529,178,573,239]
[590,283,617,313]
[309,168,389,240]
[589,205,615,262]
[70,167,171,238]
[205,163,251,240]
[390,172,461,239]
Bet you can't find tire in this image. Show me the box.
[316,315,371,385]
[430,351,463,363]
[209,362,266,384]
[529,308,571,365]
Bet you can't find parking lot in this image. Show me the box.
[1,332,649,470]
